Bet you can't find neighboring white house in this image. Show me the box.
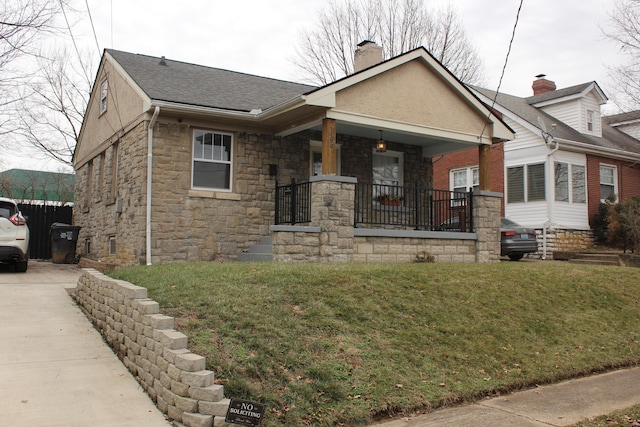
[434,75,640,257]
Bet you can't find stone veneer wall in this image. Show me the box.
[535,228,594,258]
[272,179,502,263]
[75,269,231,427]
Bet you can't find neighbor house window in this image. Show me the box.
[555,162,586,203]
[309,140,341,176]
[600,164,617,202]
[507,163,545,203]
[100,80,108,114]
[192,130,233,191]
[372,150,403,200]
[451,167,479,193]
[587,110,594,132]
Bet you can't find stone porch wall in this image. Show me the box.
[272,178,502,263]
[74,269,230,427]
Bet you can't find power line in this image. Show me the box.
[85,0,102,57]
[480,0,525,139]
[58,0,92,84]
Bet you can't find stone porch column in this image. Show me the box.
[473,190,502,263]
[310,176,357,262]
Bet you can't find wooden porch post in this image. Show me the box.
[479,144,491,191]
[322,118,337,175]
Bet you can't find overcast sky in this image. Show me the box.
[2,0,625,172]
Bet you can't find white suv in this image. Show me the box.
[0,197,29,272]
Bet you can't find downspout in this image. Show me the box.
[146,106,160,265]
[542,138,560,260]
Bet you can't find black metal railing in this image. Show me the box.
[275,179,312,225]
[355,182,473,231]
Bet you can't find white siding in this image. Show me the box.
[615,123,640,139]
[548,150,590,230]
[502,117,543,152]
[540,100,581,131]
[580,92,603,137]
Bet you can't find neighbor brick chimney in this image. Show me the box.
[354,40,383,72]
[532,74,556,95]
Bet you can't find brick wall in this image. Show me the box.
[432,143,505,213]
[586,155,640,226]
[75,269,231,427]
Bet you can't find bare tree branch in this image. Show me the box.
[603,0,640,110]
[292,0,485,85]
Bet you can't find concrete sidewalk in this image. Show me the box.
[374,367,640,427]
[0,261,171,427]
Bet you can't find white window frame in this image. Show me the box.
[450,166,479,193]
[586,109,597,133]
[192,130,234,192]
[555,162,586,204]
[372,149,404,203]
[100,80,108,114]
[599,164,618,202]
[309,140,341,177]
[506,163,546,204]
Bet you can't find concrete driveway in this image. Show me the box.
[0,261,171,427]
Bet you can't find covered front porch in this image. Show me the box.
[255,48,512,262]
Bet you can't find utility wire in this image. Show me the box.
[58,0,92,84]
[480,0,525,139]
[85,0,102,57]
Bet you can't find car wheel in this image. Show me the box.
[15,260,28,273]
[508,253,524,261]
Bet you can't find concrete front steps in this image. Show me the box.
[237,236,273,262]
[554,251,621,266]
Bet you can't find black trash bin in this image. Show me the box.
[50,223,81,264]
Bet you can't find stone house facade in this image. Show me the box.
[73,44,514,267]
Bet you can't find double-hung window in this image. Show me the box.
[507,163,545,203]
[372,150,403,201]
[100,80,108,114]
[451,167,479,193]
[555,162,586,203]
[192,130,233,191]
[599,164,617,202]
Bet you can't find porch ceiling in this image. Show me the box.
[334,121,483,157]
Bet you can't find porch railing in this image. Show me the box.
[355,182,473,231]
[275,179,312,225]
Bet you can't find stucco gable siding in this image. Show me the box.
[76,59,147,166]
[334,59,486,136]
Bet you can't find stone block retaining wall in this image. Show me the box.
[75,269,230,427]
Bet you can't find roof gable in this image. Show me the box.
[304,47,514,143]
[527,81,607,107]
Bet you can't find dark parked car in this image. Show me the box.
[500,217,539,261]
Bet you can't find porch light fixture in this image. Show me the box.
[376,130,387,152]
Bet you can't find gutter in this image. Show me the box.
[146,106,160,265]
[542,135,560,261]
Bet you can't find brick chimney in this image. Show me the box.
[354,40,383,72]
[532,74,556,95]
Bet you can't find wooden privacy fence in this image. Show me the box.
[18,203,73,260]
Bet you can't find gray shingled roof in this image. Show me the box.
[107,49,316,112]
[472,86,640,154]
[525,82,597,105]
[604,110,640,125]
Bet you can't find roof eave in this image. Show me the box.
[556,138,640,162]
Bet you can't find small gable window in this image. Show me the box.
[192,130,233,191]
[587,110,594,132]
[100,80,108,114]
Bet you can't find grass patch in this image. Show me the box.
[573,404,640,426]
[109,262,640,426]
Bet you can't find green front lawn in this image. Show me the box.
[109,262,640,426]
